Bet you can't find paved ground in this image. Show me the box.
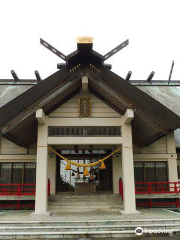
[76,238,180,240]
[119,238,180,240]
[0,208,180,221]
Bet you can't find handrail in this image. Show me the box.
[135,181,180,194]
[0,184,36,196]
[0,181,51,196]
[119,180,180,197]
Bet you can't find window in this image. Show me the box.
[12,163,23,184]
[134,161,168,183]
[0,163,36,184]
[156,162,168,182]
[0,163,11,184]
[134,162,144,182]
[24,163,36,184]
[48,126,121,137]
[144,162,156,182]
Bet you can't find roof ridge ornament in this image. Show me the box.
[40,38,67,63]
[103,39,129,61]
[77,36,93,44]
[168,60,175,84]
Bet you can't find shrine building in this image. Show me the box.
[0,37,180,216]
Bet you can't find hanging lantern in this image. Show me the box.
[65,163,71,170]
[83,167,90,176]
[99,161,106,170]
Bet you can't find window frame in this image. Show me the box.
[134,161,168,183]
[0,162,36,184]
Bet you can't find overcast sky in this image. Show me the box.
[0,0,180,80]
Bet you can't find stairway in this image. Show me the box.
[0,219,180,239]
[0,195,180,239]
[48,193,123,214]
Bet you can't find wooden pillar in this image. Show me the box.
[120,109,140,215]
[166,132,178,184]
[31,109,51,216]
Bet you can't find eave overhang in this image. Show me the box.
[0,41,180,148]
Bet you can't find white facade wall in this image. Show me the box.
[48,154,56,194]
[112,154,122,194]
[48,94,121,118]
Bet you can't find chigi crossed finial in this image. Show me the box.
[40,37,129,64]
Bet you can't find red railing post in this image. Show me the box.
[174,182,178,193]
[48,179,50,196]
[119,178,123,201]
[148,183,151,194]
[17,184,21,196]
[176,198,180,208]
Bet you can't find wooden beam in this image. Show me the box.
[36,109,46,125]
[0,155,36,160]
[48,136,122,145]
[48,118,123,127]
[124,109,134,124]
[82,76,88,93]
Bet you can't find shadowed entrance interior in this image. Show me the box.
[56,148,113,193]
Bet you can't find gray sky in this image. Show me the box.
[0,0,180,80]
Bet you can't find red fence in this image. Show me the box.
[0,180,50,210]
[135,181,180,194]
[119,180,180,208]
[119,180,180,196]
[0,184,36,196]
[0,179,50,196]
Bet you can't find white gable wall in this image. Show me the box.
[1,137,27,154]
[48,93,121,118]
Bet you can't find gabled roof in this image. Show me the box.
[137,85,180,148]
[1,41,180,147]
[0,85,32,108]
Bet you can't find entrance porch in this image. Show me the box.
[33,108,137,216]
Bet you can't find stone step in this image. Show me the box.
[49,200,122,203]
[49,197,122,201]
[0,230,136,239]
[48,209,120,213]
[49,195,121,200]
[49,199,121,203]
[1,223,180,232]
[48,202,121,207]
[48,207,120,213]
[49,202,122,206]
[1,219,180,226]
